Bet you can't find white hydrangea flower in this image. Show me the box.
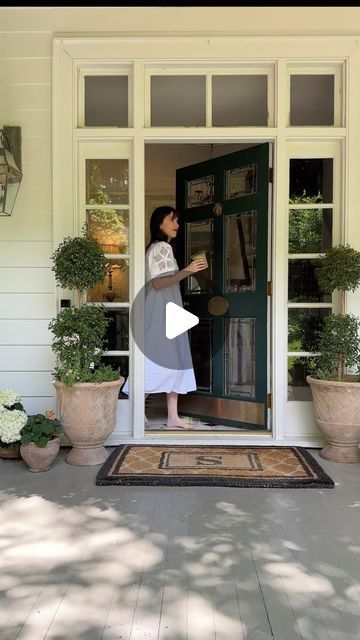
[0,389,21,408]
[0,409,27,444]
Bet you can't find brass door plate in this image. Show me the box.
[208,296,229,316]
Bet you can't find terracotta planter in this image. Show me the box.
[20,437,60,472]
[54,378,123,466]
[307,375,360,463]
[0,445,21,460]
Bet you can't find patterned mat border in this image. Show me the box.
[96,446,334,489]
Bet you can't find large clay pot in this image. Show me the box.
[53,378,123,466]
[307,376,360,463]
[20,437,60,472]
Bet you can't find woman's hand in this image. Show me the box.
[185,258,208,273]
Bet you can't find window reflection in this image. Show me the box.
[101,355,128,398]
[287,356,314,401]
[225,211,256,292]
[186,219,212,295]
[104,310,129,351]
[225,318,255,398]
[288,259,331,303]
[87,209,129,254]
[88,259,129,303]
[288,308,331,353]
[225,164,257,199]
[289,159,333,203]
[186,175,214,208]
[289,208,332,253]
[86,159,129,205]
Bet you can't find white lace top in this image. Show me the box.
[146,241,178,282]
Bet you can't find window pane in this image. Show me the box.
[101,355,128,398]
[84,76,128,127]
[288,259,331,303]
[225,164,257,199]
[186,175,214,208]
[87,209,129,254]
[104,309,129,351]
[186,219,212,295]
[86,159,129,205]
[290,75,334,126]
[287,356,313,401]
[225,211,257,293]
[288,308,331,353]
[88,258,129,303]
[289,159,333,203]
[225,318,255,398]
[212,75,268,126]
[151,76,206,126]
[289,208,332,253]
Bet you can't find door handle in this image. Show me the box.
[208,296,229,316]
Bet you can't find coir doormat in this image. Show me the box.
[95,445,334,488]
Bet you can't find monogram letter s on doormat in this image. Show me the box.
[95,445,334,488]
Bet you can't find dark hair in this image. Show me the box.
[145,205,180,252]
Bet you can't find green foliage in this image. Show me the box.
[49,227,121,387]
[289,193,325,254]
[289,208,324,254]
[51,231,107,293]
[307,243,360,382]
[49,305,119,386]
[309,313,360,381]
[317,244,360,294]
[21,414,62,448]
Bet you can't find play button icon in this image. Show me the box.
[166,302,199,339]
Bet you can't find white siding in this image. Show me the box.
[0,21,53,412]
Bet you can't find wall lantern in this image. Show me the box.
[0,125,23,216]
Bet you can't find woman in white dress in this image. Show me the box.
[124,206,207,430]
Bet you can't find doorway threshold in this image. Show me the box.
[145,419,271,436]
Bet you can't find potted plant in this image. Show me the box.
[0,389,27,459]
[49,228,124,466]
[306,243,360,463]
[20,411,62,472]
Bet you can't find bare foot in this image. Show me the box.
[165,418,195,430]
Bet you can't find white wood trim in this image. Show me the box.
[52,34,360,446]
[58,35,360,62]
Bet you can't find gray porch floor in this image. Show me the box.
[1,449,360,640]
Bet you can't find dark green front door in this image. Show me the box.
[176,143,270,430]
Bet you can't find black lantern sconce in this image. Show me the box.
[0,125,23,216]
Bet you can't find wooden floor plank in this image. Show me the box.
[125,488,175,640]
[95,486,159,640]
[196,489,272,640]
[157,490,193,640]
[0,449,359,640]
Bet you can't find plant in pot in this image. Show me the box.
[20,411,62,472]
[306,243,360,463]
[0,389,27,460]
[49,229,124,466]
